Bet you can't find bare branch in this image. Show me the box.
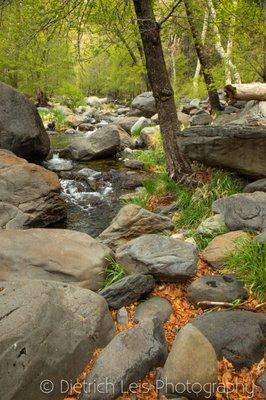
[158,0,183,27]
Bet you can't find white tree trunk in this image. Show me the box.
[206,0,241,84]
[225,83,266,101]
[193,8,209,88]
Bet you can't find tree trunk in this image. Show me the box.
[133,0,192,180]
[206,0,241,84]
[225,83,266,101]
[36,89,49,107]
[184,0,222,111]
[193,8,209,89]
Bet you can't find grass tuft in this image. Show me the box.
[104,258,126,288]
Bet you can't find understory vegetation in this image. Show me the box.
[224,238,266,301]
[104,258,126,288]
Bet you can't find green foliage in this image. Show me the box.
[224,238,266,301]
[38,108,67,131]
[56,83,85,110]
[104,258,126,288]
[130,148,165,171]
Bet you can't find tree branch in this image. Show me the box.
[158,0,183,27]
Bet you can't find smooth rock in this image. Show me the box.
[244,178,266,193]
[123,159,144,170]
[202,230,250,269]
[116,307,129,324]
[197,214,228,236]
[187,274,248,306]
[80,318,167,400]
[130,116,150,136]
[116,116,140,133]
[116,234,198,282]
[0,280,114,400]
[98,204,174,250]
[0,82,50,162]
[255,230,266,244]
[0,150,66,229]
[191,111,212,126]
[0,228,113,290]
[136,126,160,149]
[212,192,266,232]
[99,274,155,309]
[159,324,218,400]
[131,92,156,118]
[191,311,266,368]
[134,296,172,324]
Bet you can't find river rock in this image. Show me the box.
[123,159,144,170]
[130,116,150,136]
[212,192,266,232]
[116,234,198,282]
[201,230,250,269]
[0,82,50,162]
[98,204,174,250]
[0,150,66,229]
[0,228,113,290]
[116,116,140,133]
[187,274,248,306]
[99,274,155,309]
[131,91,156,118]
[80,318,167,400]
[191,111,212,126]
[158,324,218,400]
[136,126,160,149]
[244,178,266,193]
[61,124,131,161]
[134,296,172,324]
[197,214,228,236]
[178,126,266,177]
[191,311,266,368]
[0,280,114,400]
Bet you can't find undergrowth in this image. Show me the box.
[38,108,67,131]
[104,258,126,288]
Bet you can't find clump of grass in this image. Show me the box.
[104,258,126,288]
[38,108,67,131]
[191,227,229,251]
[131,148,165,171]
[224,237,266,302]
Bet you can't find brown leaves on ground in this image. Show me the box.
[64,258,264,400]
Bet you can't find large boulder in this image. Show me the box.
[0,228,113,291]
[98,204,174,250]
[116,234,198,282]
[99,273,155,309]
[135,296,172,324]
[212,192,266,232]
[159,324,218,400]
[191,311,266,368]
[0,280,114,400]
[0,150,66,229]
[201,231,250,269]
[244,178,266,193]
[0,82,50,162]
[131,92,156,118]
[80,318,167,400]
[61,124,132,161]
[178,125,266,177]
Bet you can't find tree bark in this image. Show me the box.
[225,83,266,101]
[183,0,222,111]
[133,0,192,180]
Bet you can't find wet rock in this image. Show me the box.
[202,231,250,269]
[98,204,174,250]
[43,154,73,172]
[159,324,218,400]
[191,311,266,368]
[212,192,266,232]
[197,214,228,236]
[178,125,266,178]
[187,274,248,306]
[0,280,114,400]
[99,274,155,309]
[77,168,102,180]
[134,296,172,324]
[243,178,266,193]
[0,228,113,291]
[80,318,167,400]
[116,234,198,282]
[119,172,144,189]
[0,150,66,229]
[0,82,50,162]
[131,92,156,118]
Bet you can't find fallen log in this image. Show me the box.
[225,83,266,101]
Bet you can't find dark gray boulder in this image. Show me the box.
[131,92,156,118]
[212,192,266,232]
[178,125,266,178]
[187,275,248,307]
[244,178,266,193]
[0,280,114,400]
[116,234,198,282]
[99,274,155,309]
[80,318,167,400]
[191,311,266,368]
[135,296,172,324]
[0,82,50,162]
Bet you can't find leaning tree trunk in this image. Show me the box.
[193,8,209,89]
[133,0,192,180]
[184,0,222,111]
[225,83,266,101]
